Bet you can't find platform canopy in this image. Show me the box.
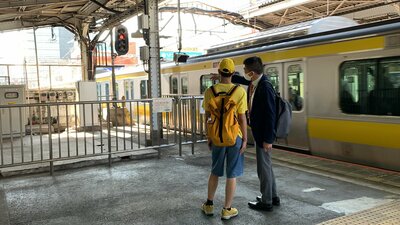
[238,0,400,28]
[0,0,399,34]
[0,0,148,35]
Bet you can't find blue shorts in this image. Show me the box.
[211,137,244,178]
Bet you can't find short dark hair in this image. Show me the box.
[243,56,263,74]
[218,70,233,77]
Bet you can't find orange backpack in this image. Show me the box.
[207,85,240,147]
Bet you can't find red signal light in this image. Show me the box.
[115,25,129,55]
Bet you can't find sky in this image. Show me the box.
[123,0,256,53]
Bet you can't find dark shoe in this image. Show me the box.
[248,201,273,211]
[256,196,280,206]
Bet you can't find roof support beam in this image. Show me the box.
[387,0,400,14]
[295,5,324,17]
[0,0,86,9]
[330,0,346,15]
[279,9,289,26]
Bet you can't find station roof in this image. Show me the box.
[0,0,146,34]
[0,0,399,34]
[239,0,400,28]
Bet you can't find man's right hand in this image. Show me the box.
[240,139,247,154]
[210,73,220,81]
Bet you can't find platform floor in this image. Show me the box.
[0,143,399,225]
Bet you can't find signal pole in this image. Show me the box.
[110,28,117,102]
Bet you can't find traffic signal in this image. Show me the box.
[115,25,129,55]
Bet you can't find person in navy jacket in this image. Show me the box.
[232,56,280,211]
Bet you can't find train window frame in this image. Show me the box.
[339,57,400,116]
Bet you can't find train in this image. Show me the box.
[96,17,400,172]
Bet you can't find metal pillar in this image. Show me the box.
[148,0,162,145]
[33,28,41,91]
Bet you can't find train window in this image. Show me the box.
[97,83,102,100]
[200,74,217,94]
[265,67,279,92]
[130,81,134,99]
[170,77,178,94]
[115,83,119,100]
[124,81,129,100]
[287,64,304,111]
[4,92,18,99]
[375,59,400,116]
[381,59,400,88]
[340,58,400,116]
[105,83,110,100]
[140,80,148,99]
[181,77,188,94]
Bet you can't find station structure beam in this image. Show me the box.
[148,0,162,145]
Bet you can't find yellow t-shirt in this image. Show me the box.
[202,83,248,137]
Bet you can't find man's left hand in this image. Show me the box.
[263,142,273,152]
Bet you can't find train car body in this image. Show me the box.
[97,19,400,172]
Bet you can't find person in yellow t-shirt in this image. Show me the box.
[201,58,247,220]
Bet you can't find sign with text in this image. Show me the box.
[153,98,173,112]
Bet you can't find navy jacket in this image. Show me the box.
[232,74,276,147]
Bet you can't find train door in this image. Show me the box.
[284,61,309,149]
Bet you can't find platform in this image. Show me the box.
[1,143,399,225]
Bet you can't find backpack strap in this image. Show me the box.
[210,86,219,97]
[227,85,239,96]
[211,85,238,97]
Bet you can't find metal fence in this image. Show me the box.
[0,96,207,174]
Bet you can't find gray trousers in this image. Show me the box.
[256,144,278,204]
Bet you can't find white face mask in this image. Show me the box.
[244,71,253,81]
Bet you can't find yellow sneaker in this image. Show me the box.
[221,207,238,220]
[201,203,214,216]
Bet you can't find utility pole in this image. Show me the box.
[148,0,162,145]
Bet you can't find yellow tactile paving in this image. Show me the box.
[318,200,400,225]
